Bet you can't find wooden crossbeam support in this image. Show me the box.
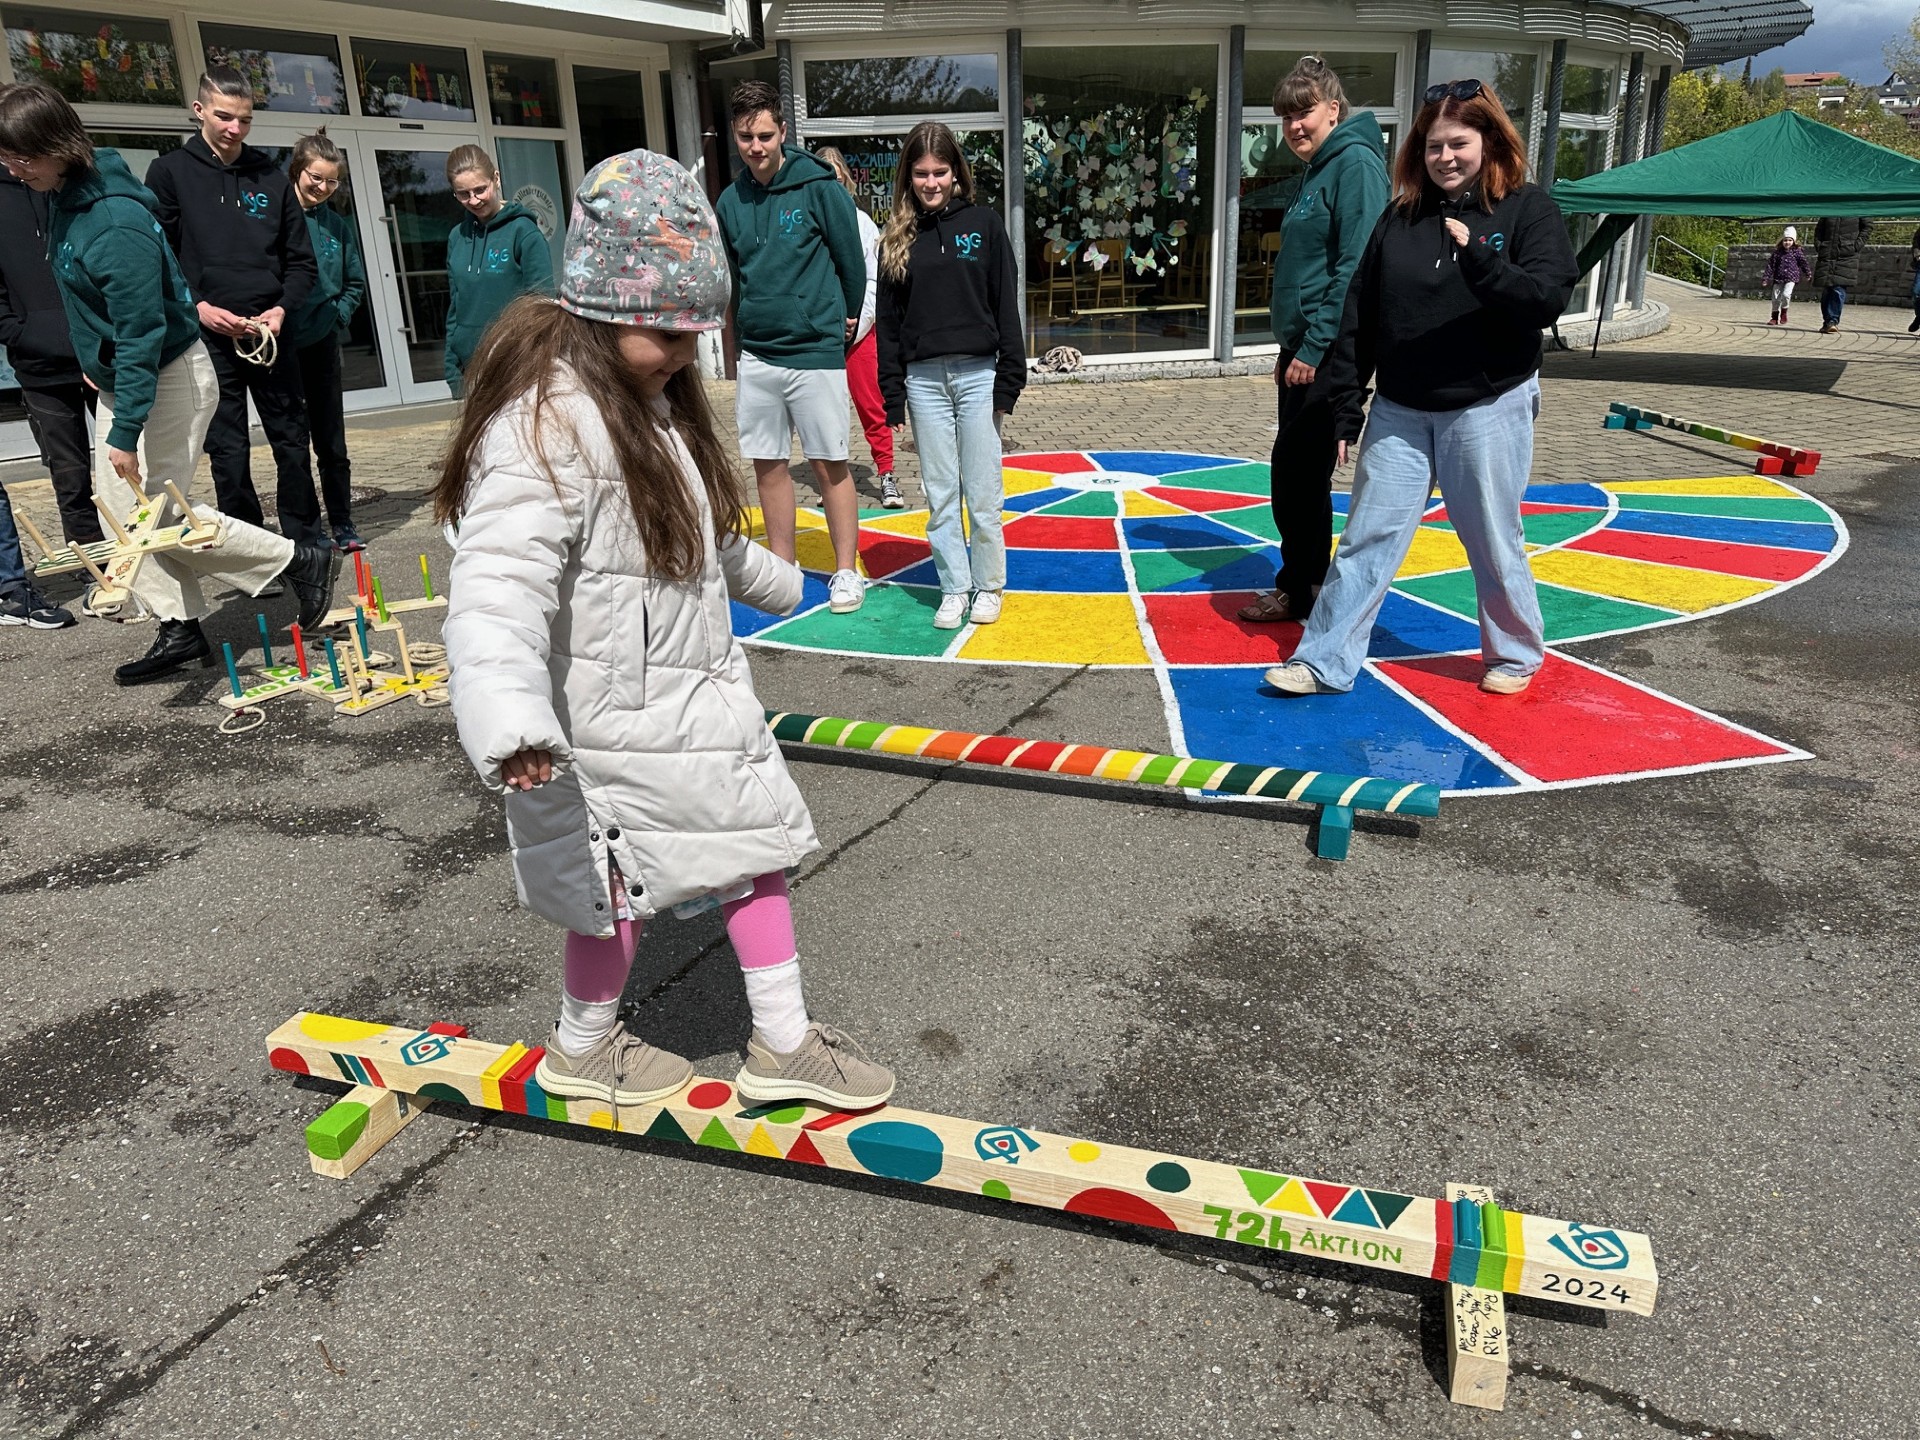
[1445,1182,1510,1409]
[763,710,1439,861]
[1605,402,1820,475]
[266,1013,1659,1330]
[303,1022,467,1177]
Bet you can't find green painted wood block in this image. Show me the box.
[306,1099,370,1161]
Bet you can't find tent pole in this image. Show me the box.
[1592,240,1617,359]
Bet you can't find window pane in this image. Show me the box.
[485,52,562,129]
[201,24,346,115]
[495,137,566,280]
[708,54,779,183]
[5,7,182,105]
[1245,49,1397,112]
[810,130,1003,225]
[1428,49,1535,140]
[370,148,462,384]
[804,53,998,118]
[353,38,474,123]
[575,65,647,170]
[1023,45,1217,357]
[89,129,181,181]
[1562,63,1616,116]
[250,142,385,390]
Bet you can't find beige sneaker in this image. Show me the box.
[735,1023,895,1109]
[535,1021,693,1106]
[1479,668,1534,696]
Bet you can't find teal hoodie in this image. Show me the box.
[1269,110,1390,368]
[287,201,366,351]
[444,202,553,377]
[715,145,866,370]
[47,149,202,450]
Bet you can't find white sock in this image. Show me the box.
[556,992,620,1056]
[741,957,808,1053]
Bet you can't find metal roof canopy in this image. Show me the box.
[1628,0,1814,69]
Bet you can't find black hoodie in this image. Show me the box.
[146,134,316,317]
[876,200,1026,426]
[0,171,81,387]
[1322,181,1577,440]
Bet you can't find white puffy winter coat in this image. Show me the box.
[444,379,820,936]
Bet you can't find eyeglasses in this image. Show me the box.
[1424,78,1485,105]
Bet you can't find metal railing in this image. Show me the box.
[1650,235,1728,289]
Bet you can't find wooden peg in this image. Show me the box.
[10,503,62,562]
[161,479,203,530]
[93,493,134,546]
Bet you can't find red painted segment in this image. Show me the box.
[857,533,933,580]
[1142,485,1266,513]
[1143,592,1298,666]
[1305,1180,1352,1217]
[1012,740,1069,771]
[427,1022,469,1037]
[499,1047,543,1115]
[785,1131,828,1165]
[1378,654,1791,783]
[1565,527,1825,582]
[1006,451,1097,474]
[964,735,1026,766]
[803,1110,864,1133]
[686,1082,733,1110]
[360,1058,384,1087]
[1430,1197,1455,1280]
[1002,515,1121,550]
[268,1047,309,1075]
[1063,1187,1178,1231]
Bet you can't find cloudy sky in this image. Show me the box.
[1748,0,1916,83]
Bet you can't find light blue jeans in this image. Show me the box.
[1292,377,1545,691]
[905,355,1005,595]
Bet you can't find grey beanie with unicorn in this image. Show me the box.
[559,149,730,331]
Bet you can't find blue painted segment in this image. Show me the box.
[1331,1188,1382,1228]
[886,550,1130,593]
[1521,483,1611,508]
[731,572,831,637]
[1088,450,1240,476]
[1002,487,1077,513]
[1167,665,1519,791]
[1123,513,1271,551]
[1370,592,1483,659]
[845,1120,945,1183]
[1604,507,1837,553]
[1449,1195,1484,1286]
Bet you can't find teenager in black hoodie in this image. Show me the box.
[146,67,322,544]
[876,122,1025,631]
[1267,79,1577,701]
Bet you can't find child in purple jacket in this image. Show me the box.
[1763,227,1813,326]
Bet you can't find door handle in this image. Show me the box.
[381,213,419,339]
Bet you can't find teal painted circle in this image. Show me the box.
[1146,1161,1192,1193]
[981,1179,1012,1201]
[846,1120,944,1183]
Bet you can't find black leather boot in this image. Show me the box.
[282,542,337,630]
[114,618,212,685]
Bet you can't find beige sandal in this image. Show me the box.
[1237,589,1299,623]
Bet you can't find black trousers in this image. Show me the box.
[1268,351,1339,613]
[295,336,353,529]
[21,381,102,544]
[201,328,324,543]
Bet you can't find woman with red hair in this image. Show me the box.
[1266,80,1577,699]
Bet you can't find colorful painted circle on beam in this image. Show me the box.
[736,450,1844,796]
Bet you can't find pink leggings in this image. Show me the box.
[563,870,796,1003]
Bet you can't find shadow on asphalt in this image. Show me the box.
[1544,349,1852,393]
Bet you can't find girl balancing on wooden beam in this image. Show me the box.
[435,150,894,1113]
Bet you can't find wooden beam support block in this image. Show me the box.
[305,1083,435,1179]
[1445,1182,1510,1410]
[1315,804,1353,861]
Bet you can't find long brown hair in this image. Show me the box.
[432,298,744,583]
[1392,83,1528,217]
[880,122,974,282]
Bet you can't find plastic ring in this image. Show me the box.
[218,705,267,735]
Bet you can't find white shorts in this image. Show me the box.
[736,351,850,462]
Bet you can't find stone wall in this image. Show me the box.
[1725,241,1920,304]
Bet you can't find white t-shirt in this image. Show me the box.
[854,209,879,344]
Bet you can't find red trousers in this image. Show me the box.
[846,329,894,475]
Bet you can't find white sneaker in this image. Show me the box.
[968,590,1002,624]
[1264,661,1327,695]
[933,592,969,629]
[879,474,905,509]
[828,568,866,614]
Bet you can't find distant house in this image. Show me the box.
[1877,74,1915,110]
[1783,70,1844,90]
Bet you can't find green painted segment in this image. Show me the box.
[416,1082,470,1104]
[809,716,853,745]
[759,582,959,658]
[1160,461,1271,495]
[1364,1190,1417,1229]
[1146,1161,1192,1193]
[1521,510,1605,547]
[843,720,889,749]
[1212,505,1282,544]
[1239,1168,1288,1206]
[1609,492,1831,524]
[1136,754,1183,785]
[1215,762,1275,796]
[545,1095,570,1122]
[696,1116,741,1152]
[766,712,809,742]
[1036,489,1119,517]
[981,1179,1013,1200]
[1476,1202,1508,1288]
[1393,572,1677,642]
[764,1104,807,1124]
[645,1109,693,1145]
[1129,546,1265,593]
[305,1100,370,1161]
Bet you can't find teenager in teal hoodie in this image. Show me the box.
[1240,60,1389,627]
[443,144,553,394]
[287,131,369,549]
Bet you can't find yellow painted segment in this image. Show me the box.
[1002,467,1057,495]
[299,1014,394,1043]
[586,1110,616,1129]
[743,506,827,540]
[960,592,1150,665]
[879,725,943,756]
[1530,549,1774,612]
[1269,1177,1320,1215]
[861,511,932,539]
[1122,490,1187,518]
[1095,749,1156,779]
[480,1044,529,1110]
[1503,1219,1526,1293]
[744,1124,783,1158]
[1391,526,1472,578]
[794,528,845,576]
[1068,1142,1102,1162]
[1603,476,1798,498]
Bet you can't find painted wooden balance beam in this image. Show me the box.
[764,710,1439,861]
[1604,401,1820,476]
[267,1011,1657,1408]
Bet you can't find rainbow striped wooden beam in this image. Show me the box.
[763,709,1439,861]
[1604,401,1820,475]
[268,1012,1658,1325]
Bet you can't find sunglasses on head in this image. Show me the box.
[1424,78,1485,105]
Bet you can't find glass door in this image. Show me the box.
[358,138,464,404]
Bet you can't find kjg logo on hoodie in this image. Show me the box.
[955,231,983,260]
[779,206,805,237]
[239,186,270,219]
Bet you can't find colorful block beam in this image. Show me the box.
[266,1012,1657,1317]
[1604,402,1820,476]
[763,708,1439,860]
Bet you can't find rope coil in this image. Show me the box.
[234,319,277,368]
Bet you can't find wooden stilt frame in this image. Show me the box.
[267,1012,1657,1405]
[21,470,222,613]
[1604,401,1821,476]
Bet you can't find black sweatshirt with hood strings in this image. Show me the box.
[0,170,81,387]
[145,133,316,317]
[876,200,1026,426]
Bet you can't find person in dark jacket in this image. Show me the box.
[442,143,552,396]
[1812,215,1870,333]
[0,82,335,680]
[146,66,322,543]
[876,122,1025,630]
[1240,57,1389,627]
[0,167,101,549]
[285,129,367,550]
[1267,78,1577,700]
